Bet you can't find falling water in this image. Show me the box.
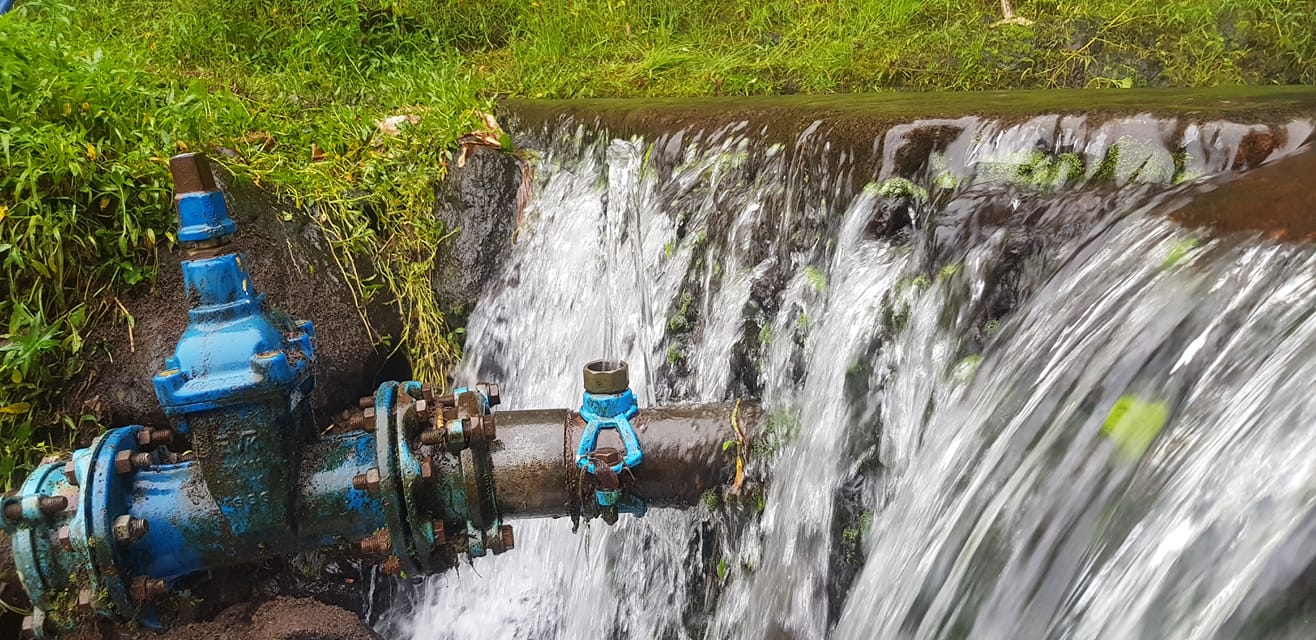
[383,107,1316,639]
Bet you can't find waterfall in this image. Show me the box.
[382,109,1316,639]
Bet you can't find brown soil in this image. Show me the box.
[71,169,409,432]
[134,597,379,640]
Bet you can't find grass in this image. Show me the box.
[1,0,1313,488]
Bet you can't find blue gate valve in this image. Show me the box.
[574,360,645,517]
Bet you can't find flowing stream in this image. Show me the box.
[382,108,1316,639]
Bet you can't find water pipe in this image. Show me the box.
[1,153,759,637]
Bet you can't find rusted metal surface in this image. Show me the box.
[490,403,763,518]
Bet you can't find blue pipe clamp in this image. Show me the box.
[575,360,645,515]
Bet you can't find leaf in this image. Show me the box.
[1102,395,1169,460]
[0,403,31,414]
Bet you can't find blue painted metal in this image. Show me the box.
[0,0,15,16]
[575,387,641,474]
[2,152,652,636]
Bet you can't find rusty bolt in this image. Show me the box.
[352,407,377,432]
[421,383,436,403]
[498,524,514,551]
[414,399,430,422]
[38,495,68,516]
[112,515,149,544]
[358,395,375,409]
[131,576,169,601]
[64,461,78,486]
[352,468,381,495]
[358,531,391,557]
[432,520,447,544]
[441,405,458,421]
[477,382,501,407]
[483,414,497,440]
[137,428,173,447]
[57,526,73,551]
[379,556,402,576]
[419,429,445,447]
[130,452,154,470]
[40,454,60,465]
[114,450,134,474]
[3,503,20,522]
[420,457,435,481]
[77,588,93,610]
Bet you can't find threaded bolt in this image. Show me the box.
[112,515,149,544]
[131,576,169,601]
[137,428,173,447]
[351,407,377,432]
[358,396,375,409]
[419,429,445,447]
[38,495,68,516]
[358,532,391,557]
[130,452,154,470]
[352,468,381,495]
[420,457,435,481]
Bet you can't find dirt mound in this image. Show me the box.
[144,597,379,640]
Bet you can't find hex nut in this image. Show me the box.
[114,450,134,475]
[414,399,430,421]
[63,461,78,486]
[477,382,501,407]
[77,589,93,610]
[420,457,435,480]
[57,526,72,551]
[499,524,514,551]
[112,515,148,544]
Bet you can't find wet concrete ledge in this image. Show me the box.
[502,86,1316,144]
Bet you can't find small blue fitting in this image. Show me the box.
[176,191,236,243]
[574,360,644,517]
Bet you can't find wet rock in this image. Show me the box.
[72,170,406,430]
[1169,145,1316,241]
[432,146,525,330]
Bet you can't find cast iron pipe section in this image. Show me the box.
[1,153,761,638]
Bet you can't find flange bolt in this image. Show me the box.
[114,450,134,474]
[352,468,382,495]
[477,382,501,407]
[352,407,377,432]
[112,515,149,544]
[136,428,173,447]
[38,495,68,516]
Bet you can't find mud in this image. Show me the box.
[71,169,409,431]
[131,597,379,640]
[1168,144,1316,240]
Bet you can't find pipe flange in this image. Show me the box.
[372,382,423,577]
[83,426,146,621]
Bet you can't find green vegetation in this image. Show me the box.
[1101,394,1170,460]
[1,0,1311,488]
